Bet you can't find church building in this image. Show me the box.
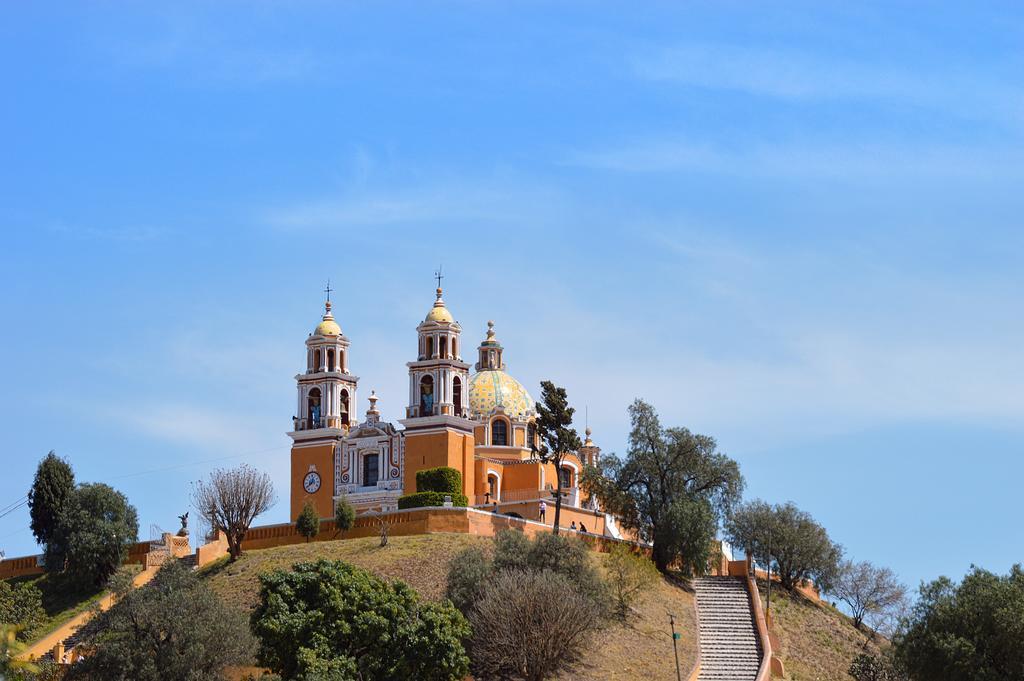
[288,285,618,537]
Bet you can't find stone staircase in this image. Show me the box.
[693,577,763,681]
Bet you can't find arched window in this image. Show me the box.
[313,349,321,372]
[420,375,435,416]
[527,422,537,449]
[327,349,336,372]
[559,466,573,490]
[487,473,499,500]
[452,376,463,417]
[452,337,458,358]
[440,336,448,359]
[340,389,350,425]
[492,418,508,446]
[307,388,322,429]
[425,336,434,359]
[339,350,345,373]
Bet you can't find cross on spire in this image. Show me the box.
[324,279,333,302]
[434,266,444,290]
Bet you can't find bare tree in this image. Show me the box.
[192,465,275,561]
[469,570,603,681]
[833,559,907,631]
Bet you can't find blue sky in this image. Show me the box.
[1,2,1022,593]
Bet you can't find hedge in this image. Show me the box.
[416,467,463,494]
[397,491,469,510]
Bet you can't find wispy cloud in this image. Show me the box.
[631,42,1024,120]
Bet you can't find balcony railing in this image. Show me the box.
[473,487,582,507]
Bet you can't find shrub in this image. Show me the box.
[605,544,659,620]
[445,546,492,614]
[469,570,604,681]
[0,581,45,640]
[295,502,320,542]
[416,467,463,494]
[397,491,468,510]
[492,529,531,573]
[334,494,355,534]
[526,532,607,607]
[252,559,470,681]
[65,559,254,681]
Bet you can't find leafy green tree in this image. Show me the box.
[849,652,907,681]
[334,494,355,536]
[893,564,1024,681]
[27,451,75,571]
[583,399,743,572]
[725,499,842,592]
[57,483,139,587]
[295,502,320,542]
[65,559,254,681]
[0,625,40,680]
[0,580,45,640]
[252,559,470,681]
[532,381,582,535]
[605,543,660,620]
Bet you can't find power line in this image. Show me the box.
[0,498,28,521]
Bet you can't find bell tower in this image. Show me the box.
[288,288,359,521]
[400,280,476,499]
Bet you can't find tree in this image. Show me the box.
[583,399,743,572]
[445,546,491,614]
[192,465,276,561]
[56,483,139,587]
[252,559,470,681]
[295,502,320,543]
[893,564,1024,681]
[833,560,907,631]
[725,499,842,593]
[532,381,582,535]
[334,494,355,537]
[65,559,254,681]
[27,451,75,571]
[605,544,659,620]
[0,625,40,680]
[469,570,604,681]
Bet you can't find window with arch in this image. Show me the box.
[491,418,508,446]
[327,348,336,372]
[559,466,574,490]
[420,374,435,416]
[452,376,463,416]
[307,387,322,429]
[440,336,448,359]
[312,349,322,372]
[340,389,350,425]
[339,350,345,373]
[487,473,499,500]
[425,336,434,359]
[452,337,458,358]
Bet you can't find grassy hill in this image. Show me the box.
[757,579,884,681]
[201,533,699,680]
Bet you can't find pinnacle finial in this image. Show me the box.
[486,320,496,340]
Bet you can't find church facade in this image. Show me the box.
[288,285,618,537]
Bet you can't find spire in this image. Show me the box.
[366,391,380,424]
[314,297,342,336]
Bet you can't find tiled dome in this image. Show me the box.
[469,369,535,421]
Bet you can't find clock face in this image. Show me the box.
[303,471,321,494]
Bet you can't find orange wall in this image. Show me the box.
[403,429,476,497]
[291,443,336,521]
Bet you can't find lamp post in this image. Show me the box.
[669,613,682,681]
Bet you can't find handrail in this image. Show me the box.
[685,586,702,681]
[745,569,773,681]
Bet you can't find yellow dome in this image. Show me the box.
[469,370,535,421]
[425,287,454,323]
[313,301,341,336]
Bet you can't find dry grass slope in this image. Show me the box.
[759,580,883,681]
[201,533,699,680]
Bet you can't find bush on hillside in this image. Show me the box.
[65,559,254,681]
[0,581,45,641]
[252,559,470,681]
[849,652,907,681]
[397,491,468,510]
[605,543,660,620]
[469,570,604,681]
[416,467,463,494]
[444,546,492,614]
